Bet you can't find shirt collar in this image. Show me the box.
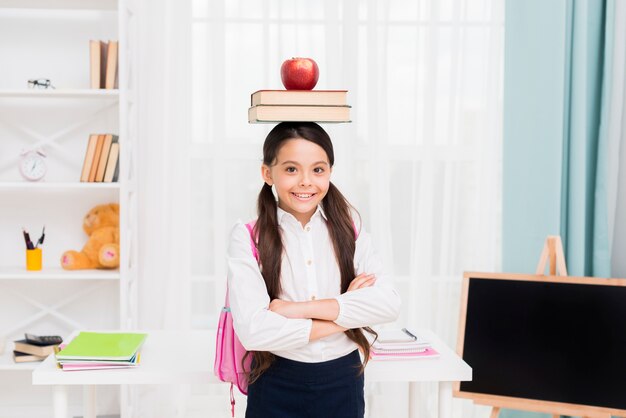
[276,204,327,226]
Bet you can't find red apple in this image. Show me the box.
[280,57,319,90]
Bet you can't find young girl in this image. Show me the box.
[227,122,401,417]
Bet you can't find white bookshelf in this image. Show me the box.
[0,0,117,10]
[0,182,122,190]
[0,0,138,414]
[0,266,120,280]
[0,89,120,99]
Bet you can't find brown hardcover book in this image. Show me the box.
[89,40,101,89]
[105,40,119,89]
[88,134,106,182]
[248,105,351,123]
[13,351,47,363]
[13,340,57,357]
[95,134,114,182]
[80,134,99,182]
[100,41,108,89]
[103,142,120,183]
[251,90,348,106]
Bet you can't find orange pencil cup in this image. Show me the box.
[26,248,42,271]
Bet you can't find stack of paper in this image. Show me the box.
[370,328,439,361]
[55,332,147,371]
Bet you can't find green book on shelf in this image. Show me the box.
[56,332,147,361]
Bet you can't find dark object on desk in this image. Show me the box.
[455,272,626,416]
[25,333,62,346]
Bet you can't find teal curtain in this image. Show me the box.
[560,0,614,278]
[503,0,614,278]
[502,0,615,417]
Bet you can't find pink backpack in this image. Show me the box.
[214,222,257,417]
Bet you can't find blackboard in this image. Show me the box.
[455,272,626,415]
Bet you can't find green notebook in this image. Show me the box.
[56,332,147,361]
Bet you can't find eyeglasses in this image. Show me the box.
[28,79,56,89]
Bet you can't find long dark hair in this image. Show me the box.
[247,122,376,383]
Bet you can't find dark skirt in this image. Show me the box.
[246,350,365,418]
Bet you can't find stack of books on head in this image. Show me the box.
[370,328,439,361]
[13,333,62,363]
[248,90,351,123]
[55,332,147,371]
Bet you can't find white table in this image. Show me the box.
[33,329,471,418]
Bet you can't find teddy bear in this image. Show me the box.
[60,203,120,270]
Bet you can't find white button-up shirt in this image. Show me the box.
[227,206,401,363]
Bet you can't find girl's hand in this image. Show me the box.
[347,273,376,292]
[269,299,302,318]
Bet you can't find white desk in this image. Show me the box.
[33,329,471,418]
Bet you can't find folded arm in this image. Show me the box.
[268,272,377,321]
[269,227,400,330]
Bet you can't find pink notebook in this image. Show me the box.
[370,347,440,360]
[61,363,139,371]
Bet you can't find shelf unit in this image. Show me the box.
[0,89,120,98]
[0,182,122,190]
[0,267,120,280]
[0,0,138,415]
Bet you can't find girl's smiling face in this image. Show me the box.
[262,138,332,226]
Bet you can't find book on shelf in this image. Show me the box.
[251,90,348,106]
[13,350,47,363]
[80,134,99,182]
[13,339,58,357]
[100,41,108,89]
[103,142,120,182]
[89,40,103,89]
[95,134,118,182]
[248,104,351,123]
[89,39,119,89]
[80,134,120,182]
[88,134,106,182]
[105,40,119,89]
[89,40,109,89]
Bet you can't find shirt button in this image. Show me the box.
[311,295,316,300]
[306,259,312,265]
[305,226,311,232]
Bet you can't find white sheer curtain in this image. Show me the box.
[136,0,502,416]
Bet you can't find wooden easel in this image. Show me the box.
[535,235,568,277]
[488,236,611,418]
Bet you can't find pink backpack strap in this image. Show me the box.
[244,221,259,262]
[225,221,259,308]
